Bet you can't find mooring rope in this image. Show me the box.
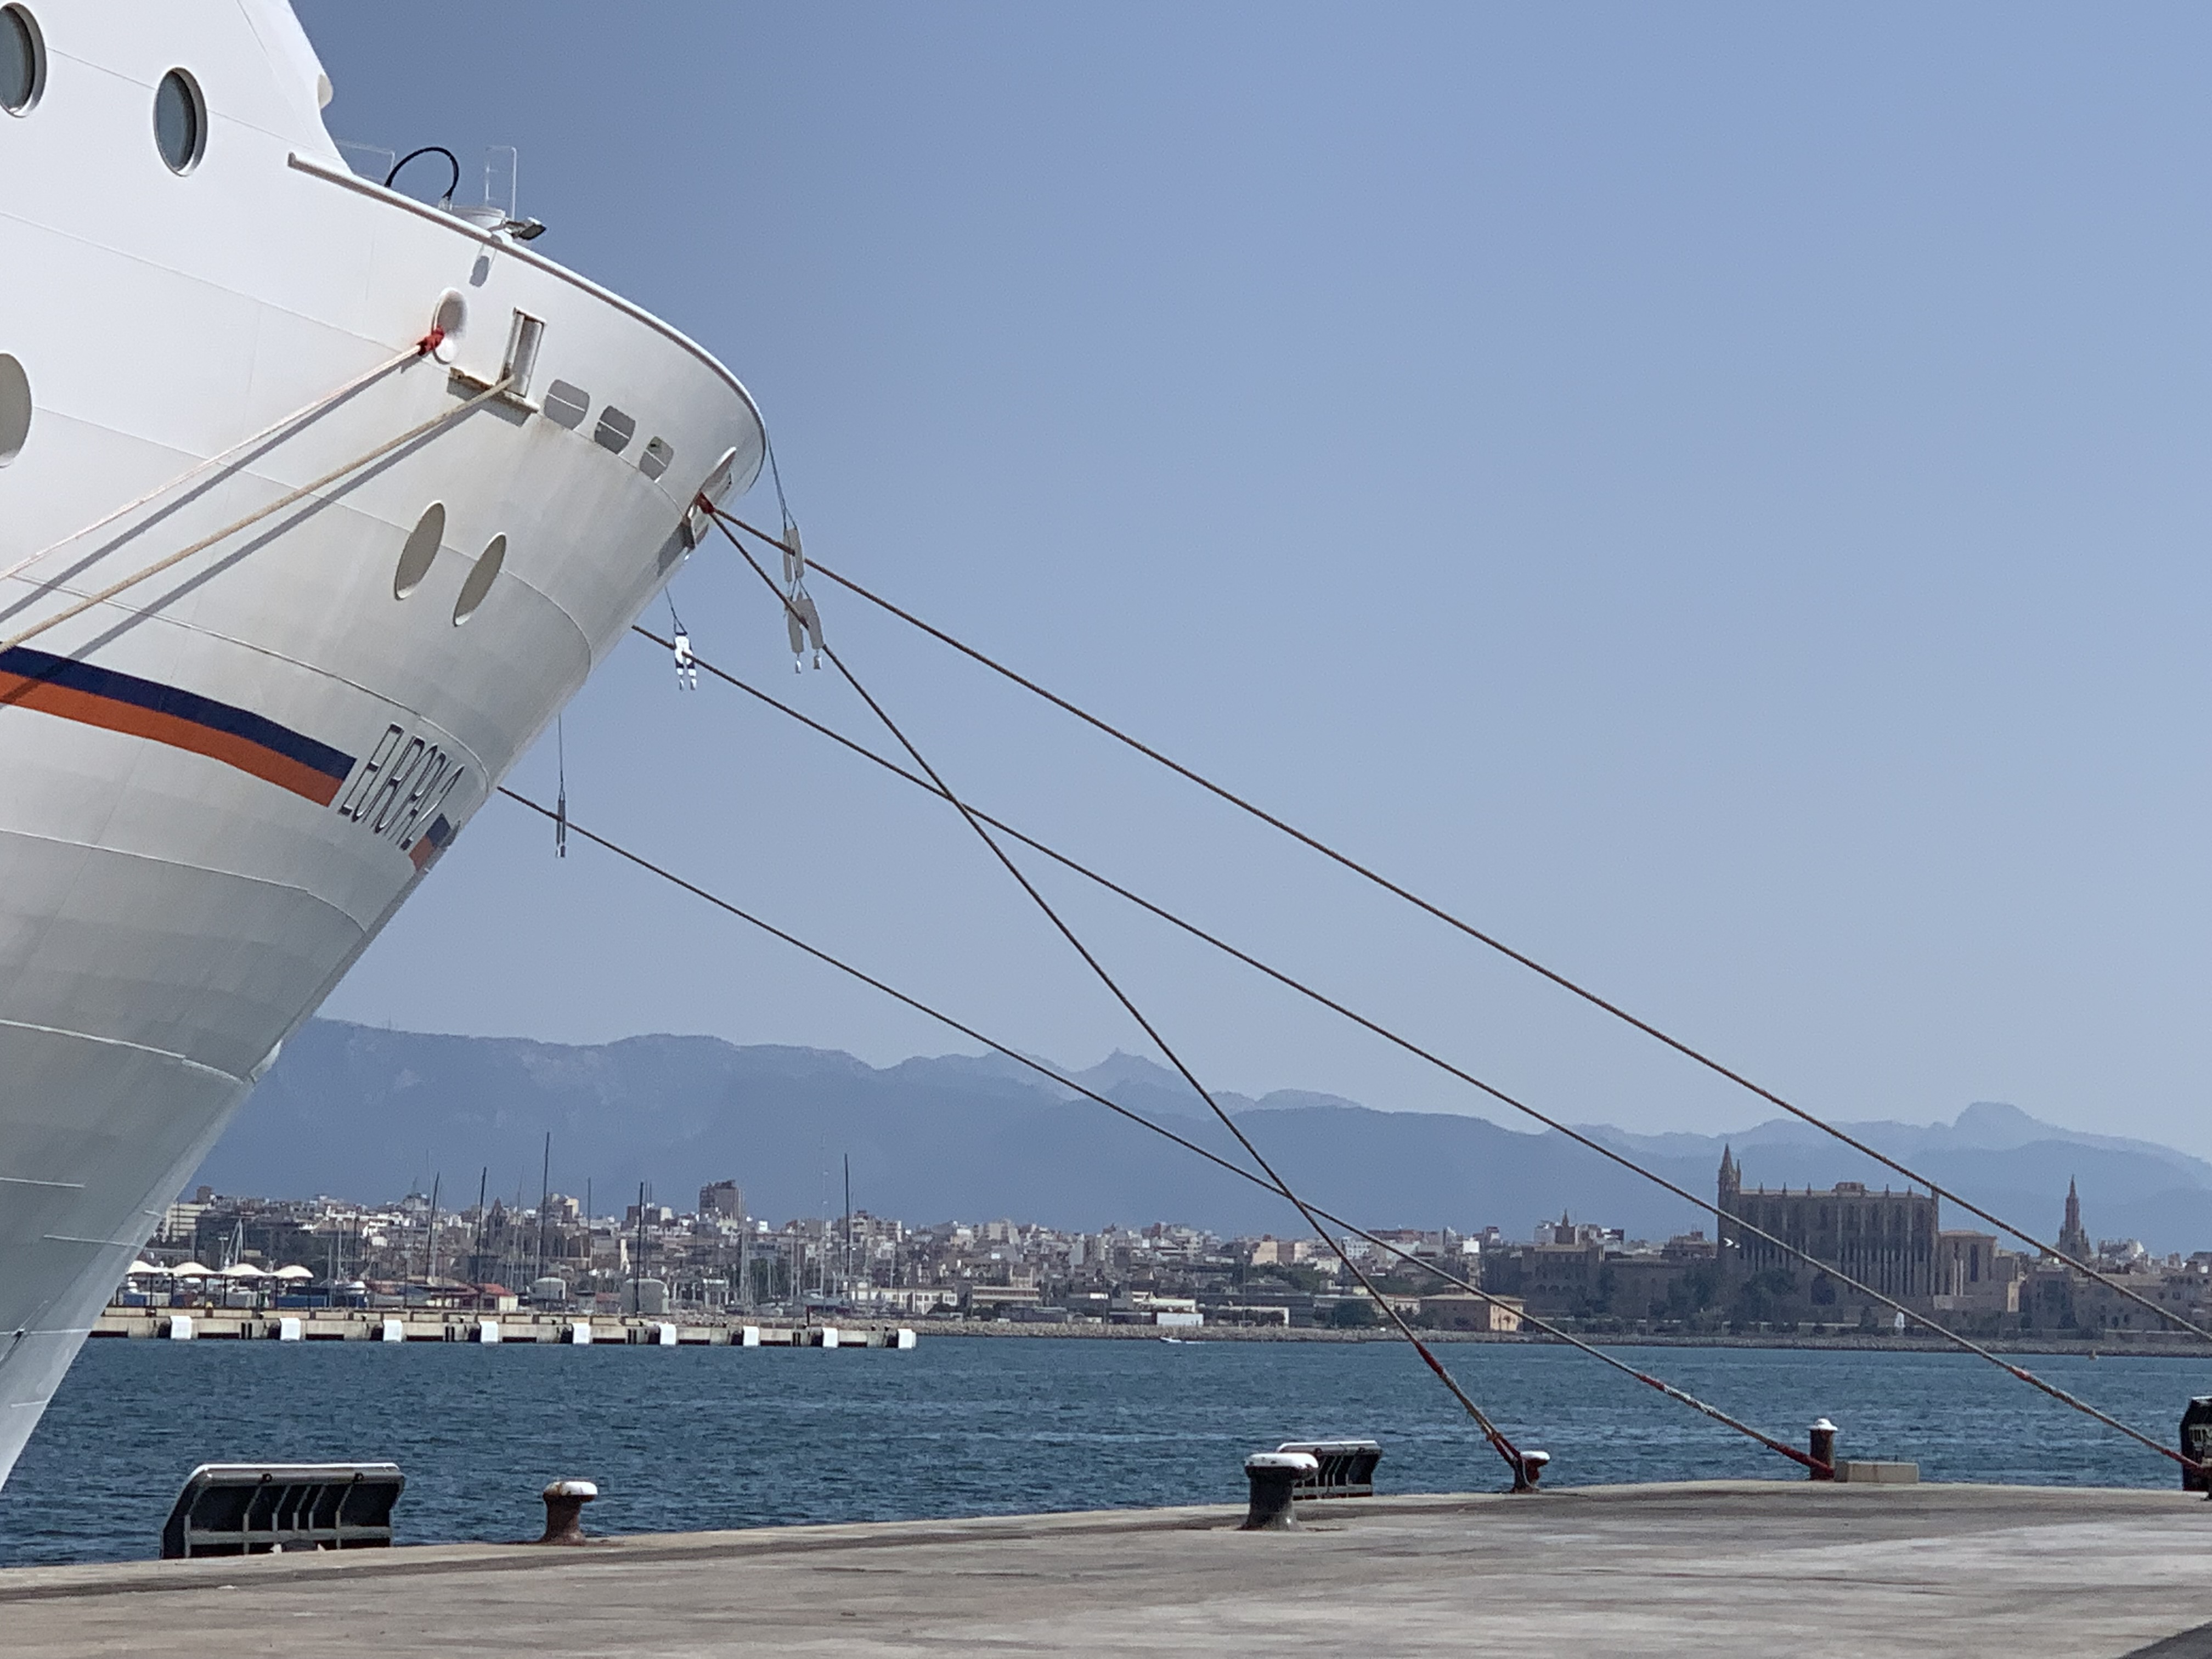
[0,369,510,658]
[712,514,2212,1349]
[498,786,1830,1478]
[0,334,441,599]
[653,546,2205,1482]
[707,514,1537,1486]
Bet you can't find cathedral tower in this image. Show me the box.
[2057,1177,2091,1261]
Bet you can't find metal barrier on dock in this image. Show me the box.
[161,1463,404,1559]
[1278,1440,1383,1499]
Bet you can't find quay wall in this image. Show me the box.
[89,1309,2209,1359]
[91,1312,914,1346]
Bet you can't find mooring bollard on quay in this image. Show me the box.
[1809,1417,1838,1480]
[2181,1397,2212,1493]
[1241,1451,1319,1531]
[535,1480,599,1545]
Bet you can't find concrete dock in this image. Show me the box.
[5,1481,2212,1656]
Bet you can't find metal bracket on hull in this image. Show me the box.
[446,365,539,415]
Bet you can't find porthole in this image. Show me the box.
[431,289,467,343]
[639,437,674,482]
[393,502,444,599]
[0,6,46,116]
[153,69,205,174]
[592,405,636,455]
[543,380,590,431]
[0,353,29,465]
[452,534,504,625]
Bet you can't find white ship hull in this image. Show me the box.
[0,2,764,1484]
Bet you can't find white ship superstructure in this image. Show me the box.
[0,1,764,1485]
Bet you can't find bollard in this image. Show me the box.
[1511,1449,1551,1493]
[1241,1452,1318,1531]
[2180,1397,2212,1494]
[1808,1418,1837,1480]
[535,1479,598,1545]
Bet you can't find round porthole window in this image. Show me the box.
[0,7,46,115]
[393,502,444,599]
[0,354,30,465]
[452,533,504,625]
[153,69,205,173]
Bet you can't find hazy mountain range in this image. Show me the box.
[193,1020,2212,1253]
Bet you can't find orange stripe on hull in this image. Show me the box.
[0,673,346,805]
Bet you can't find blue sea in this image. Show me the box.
[2,1336,2207,1567]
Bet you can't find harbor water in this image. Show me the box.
[1,1337,2206,1566]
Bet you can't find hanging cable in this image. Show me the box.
[637,599,2205,1483]
[708,514,1539,1488]
[554,716,569,859]
[713,511,2211,1347]
[496,785,1831,1478]
[0,336,438,600]
[1,376,514,658]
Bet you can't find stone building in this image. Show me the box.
[1932,1229,2022,1322]
[1716,1149,1938,1318]
[1479,1219,1605,1316]
[1418,1293,1525,1333]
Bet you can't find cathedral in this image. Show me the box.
[1717,1148,1939,1308]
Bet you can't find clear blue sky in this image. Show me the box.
[299,3,2212,1151]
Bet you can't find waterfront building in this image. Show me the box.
[1417,1293,1525,1333]
[1480,1227,1605,1316]
[1932,1229,2023,1322]
[1716,1149,1937,1311]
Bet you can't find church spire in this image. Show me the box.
[2058,1176,2090,1261]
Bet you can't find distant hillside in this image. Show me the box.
[191,1022,2212,1252]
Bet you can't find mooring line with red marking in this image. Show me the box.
[498,785,1829,1480]
[707,512,1542,1487]
[669,513,2210,1482]
[628,620,2200,1482]
[0,331,443,601]
[0,369,511,659]
[713,514,2212,1350]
